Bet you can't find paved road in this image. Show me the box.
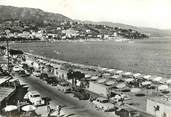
[17,75,116,117]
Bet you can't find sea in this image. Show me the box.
[11,37,171,78]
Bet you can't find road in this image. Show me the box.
[17,75,116,117]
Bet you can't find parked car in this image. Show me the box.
[26,90,44,106]
[13,66,23,72]
[92,97,115,112]
[18,70,30,77]
[24,70,31,76]
[72,88,90,100]
[32,70,41,77]
[57,81,72,93]
[45,75,58,85]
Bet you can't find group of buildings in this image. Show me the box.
[0,29,118,41]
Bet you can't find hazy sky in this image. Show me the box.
[0,0,171,29]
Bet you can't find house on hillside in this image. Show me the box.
[97,34,102,39]
[62,28,78,38]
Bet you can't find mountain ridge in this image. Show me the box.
[0,5,71,22]
[81,20,171,37]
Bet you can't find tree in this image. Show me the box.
[73,71,85,87]
[67,69,75,87]
[67,70,85,88]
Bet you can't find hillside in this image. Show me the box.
[83,21,171,37]
[0,5,71,22]
[0,5,170,37]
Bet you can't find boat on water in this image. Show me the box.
[54,50,61,55]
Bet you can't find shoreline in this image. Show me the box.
[8,37,132,44]
[25,52,168,82]
[7,36,171,44]
[10,36,171,78]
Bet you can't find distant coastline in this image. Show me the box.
[8,37,141,44]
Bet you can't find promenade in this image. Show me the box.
[25,52,157,117]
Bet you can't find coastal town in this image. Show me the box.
[0,19,148,41]
[0,6,149,42]
[0,1,171,117]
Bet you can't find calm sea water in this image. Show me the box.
[11,37,171,78]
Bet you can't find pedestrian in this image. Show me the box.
[17,100,20,112]
[47,105,51,113]
[47,105,54,117]
[56,105,62,115]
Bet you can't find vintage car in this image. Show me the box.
[57,81,72,93]
[32,70,41,77]
[92,97,115,112]
[25,90,44,106]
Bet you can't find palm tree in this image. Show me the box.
[73,71,85,87]
[67,69,75,87]
[67,70,85,88]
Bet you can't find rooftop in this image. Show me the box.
[0,76,11,85]
[0,87,16,102]
[148,96,171,106]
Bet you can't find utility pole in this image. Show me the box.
[6,37,9,72]
[5,30,10,73]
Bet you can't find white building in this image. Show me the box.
[146,97,171,117]
[86,81,109,97]
[113,32,117,37]
[103,34,109,39]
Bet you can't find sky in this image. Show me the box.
[0,0,171,29]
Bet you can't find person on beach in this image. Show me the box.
[47,105,53,116]
[56,105,62,115]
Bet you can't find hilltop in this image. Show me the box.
[0,5,71,22]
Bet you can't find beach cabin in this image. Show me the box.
[86,81,109,97]
[146,97,171,117]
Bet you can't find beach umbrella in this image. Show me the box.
[115,70,123,74]
[125,78,134,82]
[103,73,111,76]
[85,74,91,78]
[116,83,126,89]
[158,85,169,90]
[131,88,141,93]
[105,80,115,86]
[111,75,120,79]
[101,68,108,71]
[97,78,106,83]
[90,76,98,80]
[107,69,115,72]
[133,73,141,78]
[4,105,17,112]
[166,79,171,84]
[153,77,162,82]
[143,75,152,80]
[22,105,36,112]
[124,72,133,76]
[142,81,152,86]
